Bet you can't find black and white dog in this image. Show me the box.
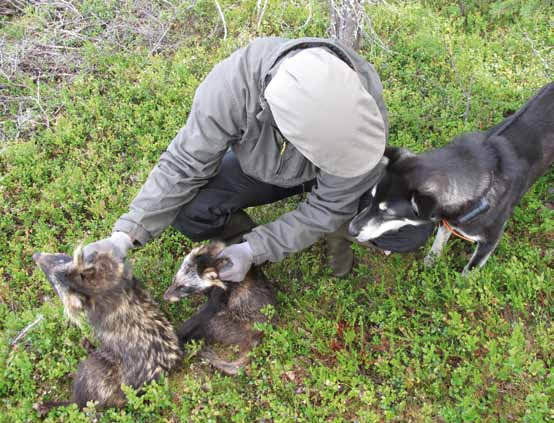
[349,83,554,274]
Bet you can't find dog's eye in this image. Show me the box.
[411,195,420,217]
[378,202,396,216]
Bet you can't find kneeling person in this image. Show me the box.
[85,37,432,277]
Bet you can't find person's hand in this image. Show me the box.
[83,232,134,260]
[217,242,253,282]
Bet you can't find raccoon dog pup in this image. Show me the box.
[32,248,182,413]
[164,242,276,375]
[349,82,554,274]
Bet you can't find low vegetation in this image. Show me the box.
[1,1,552,421]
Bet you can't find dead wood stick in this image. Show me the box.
[10,314,44,347]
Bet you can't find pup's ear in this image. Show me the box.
[207,241,226,257]
[195,245,209,257]
[214,257,231,272]
[384,146,415,164]
[87,251,129,288]
[73,245,85,269]
[93,252,121,275]
[72,245,96,280]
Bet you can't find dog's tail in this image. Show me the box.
[491,83,554,138]
[492,82,554,167]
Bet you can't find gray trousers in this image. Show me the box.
[172,152,313,241]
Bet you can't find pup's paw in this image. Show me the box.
[33,402,52,417]
[81,337,95,353]
[424,254,436,267]
[199,348,245,376]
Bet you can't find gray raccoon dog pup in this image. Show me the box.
[164,242,276,375]
[32,247,182,414]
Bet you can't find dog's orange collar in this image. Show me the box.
[442,219,476,243]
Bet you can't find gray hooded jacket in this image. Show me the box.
[113,37,388,264]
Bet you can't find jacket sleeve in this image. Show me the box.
[243,157,388,264]
[113,60,245,245]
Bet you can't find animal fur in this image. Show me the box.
[349,82,554,274]
[164,242,275,375]
[32,248,182,413]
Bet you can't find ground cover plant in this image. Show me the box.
[1,0,553,421]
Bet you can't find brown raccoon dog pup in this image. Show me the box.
[32,248,182,414]
[164,242,276,376]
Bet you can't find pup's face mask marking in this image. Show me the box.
[164,243,230,302]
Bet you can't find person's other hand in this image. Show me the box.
[217,242,253,282]
[83,232,133,260]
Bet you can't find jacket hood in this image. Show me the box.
[262,41,386,178]
[259,38,359,107]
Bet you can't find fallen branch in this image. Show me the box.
[359,9,391,53]
[10,314,44,347]
[150,23,172,55]
[34,77,50,129]
[213,0,227,40]
[523,32,552,78]
[256,0,268,31]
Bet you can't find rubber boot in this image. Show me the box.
[325,223,355,277]
[213,210,257,245]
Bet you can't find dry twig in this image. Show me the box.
[10,314,44,347]
[256,0,268,31]
[213,0,228,40]
[0,0,199,141]
[523,32,552,78]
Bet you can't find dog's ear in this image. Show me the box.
[384,146,415,164]
[419,173,449,203]
[411,169,451,219]
[417,176,443,198]
[418,194,442,221]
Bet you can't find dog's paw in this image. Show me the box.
[424,254,436,267]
